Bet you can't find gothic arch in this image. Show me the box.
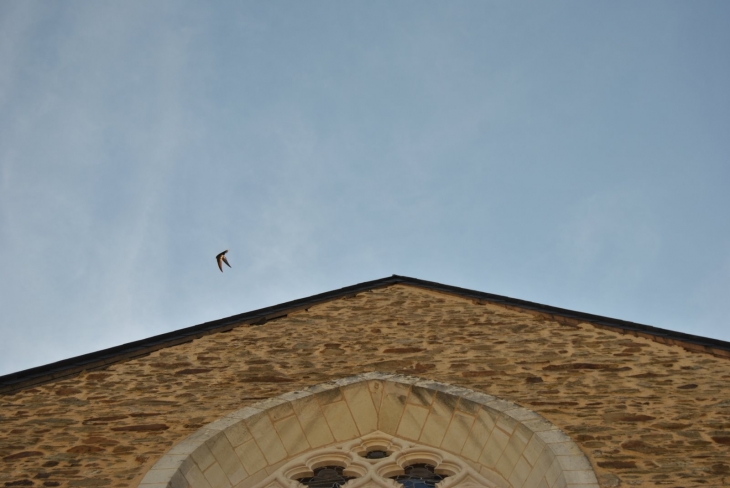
[138,373,598,488]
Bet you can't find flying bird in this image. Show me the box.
[216,250,231,272]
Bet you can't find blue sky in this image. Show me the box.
[1,1,729,375]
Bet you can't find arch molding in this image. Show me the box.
[138,373,597,488]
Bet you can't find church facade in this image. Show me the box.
[1,276,729,488]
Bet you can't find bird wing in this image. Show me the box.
[217,255,224,272]
[222,256,231,268]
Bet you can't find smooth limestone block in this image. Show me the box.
[397,404,430,440]
[229,407,264,421]
[461,408,498,462]
[203,463,233,488]
[495,412,519,436]
[245,414,288,465]
[267,402,295,422]
[184,463,212,488]
[148,454,189,471]
[321,400,360,441]
[234,439,268,475]
[408,385,436,406]
[463,391,498,405]
[292,395,335,448]
[392,374,420,385]
[522,462,548,488]
[277,390,313,403]
[171,429,221,457]
[544,458,563,488]
[360,371,392,381]
[562,469,598,485]
[235,468,268,488]
[274,414,310,455]
[536,430,572,445]
[497,431,531,480]
[479,426,511,468]
[549,442,583,457]
[522,434,546,467]
[264,458,288,476]
[531,450,557,483]
[379,382,411,435]
[494,439,522,480]
[208,416,248,432]
[484,399,516,413]
[551,472,567,488]
[508,456,532,488]
[556,454,592,471]
[342,381,378,435]
[455,398,481,416]
[419,392,458,447]
[314,386,344,405]
[521,418,559,434]
[191,444,216,472]
[367,380,384,412]
[207,434,247,485]
[305,382,339,396]
[440,410,475,454]
[479,466,510,488]
[140,468,178,485]
[441,385,473,398]
[225,421,254,449]
[203,462,231,488]
[250,397,287,415]
[414,379,453,395]
[504,407,541,423]
[511,425,533,453]
[170,470,192,488]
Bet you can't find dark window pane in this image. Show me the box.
[297,466,356,488]
[391,464,448,488]
[363,450,389,459]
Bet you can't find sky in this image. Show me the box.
[1,1,729,376]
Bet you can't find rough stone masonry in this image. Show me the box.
[1,284,729,487]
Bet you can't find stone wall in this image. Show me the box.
[1,285,729,487]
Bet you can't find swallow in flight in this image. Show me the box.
[216,250,231,272]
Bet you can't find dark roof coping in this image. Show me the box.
[1,275,728,395]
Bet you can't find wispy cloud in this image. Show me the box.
[1,2,729,375]
[0,2,204,372]
[559,186,662,287]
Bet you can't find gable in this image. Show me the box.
[2,275,728,396]
[0,280,729,487]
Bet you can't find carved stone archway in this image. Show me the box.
[138,373,598,488]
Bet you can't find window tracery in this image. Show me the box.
[256,432,498,488]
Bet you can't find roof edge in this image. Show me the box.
[393,275,730,357]
[2,275,728,395]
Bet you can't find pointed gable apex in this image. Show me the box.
[1,275,728,395]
